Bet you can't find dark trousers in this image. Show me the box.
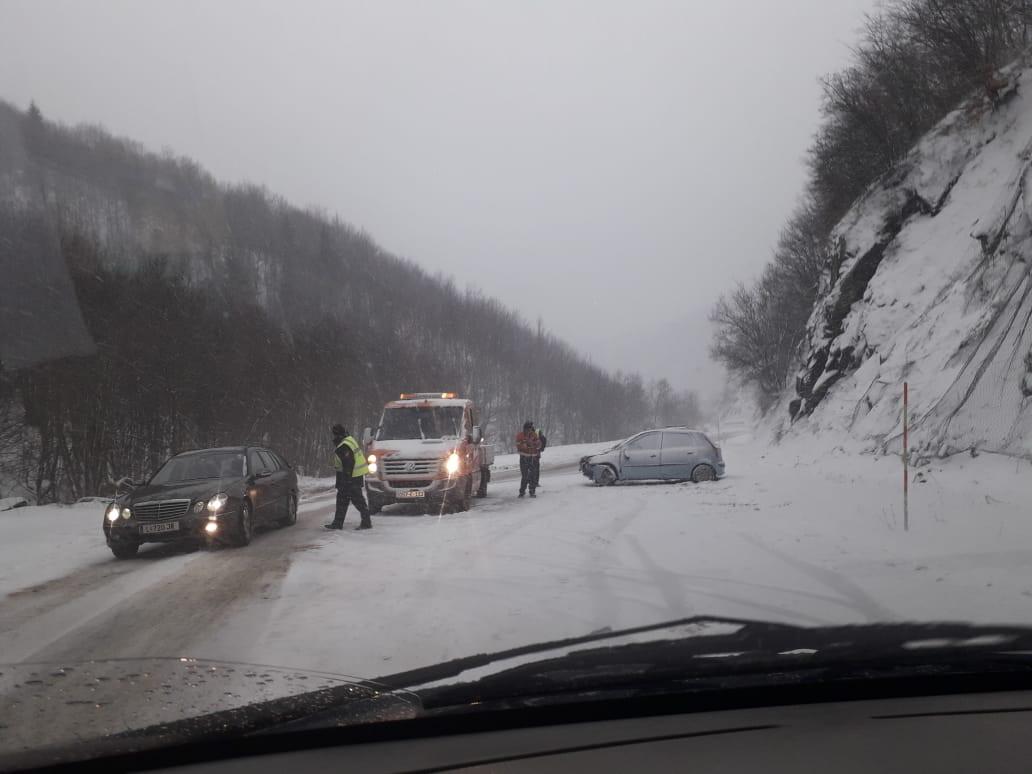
[333,477,369,524]
[519,456,540,494]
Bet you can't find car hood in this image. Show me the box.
[582,446,619,462]
[0,658,418,770]
[371,439,458,459]
[128,478,245,504]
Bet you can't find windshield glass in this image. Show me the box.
[149,451,245,484]
[4,0,1032,768]
[378,406,465,440]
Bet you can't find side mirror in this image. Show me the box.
[471,425,483,444]
[362,427,373,444]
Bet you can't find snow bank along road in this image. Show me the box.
[1,436,1031,681]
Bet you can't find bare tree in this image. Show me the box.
[711,0,1031,412]
[0,98,666,498]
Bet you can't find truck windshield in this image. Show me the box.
[378,406,465,441]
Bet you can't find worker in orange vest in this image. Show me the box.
[516,420,542,498]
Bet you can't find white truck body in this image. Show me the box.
[363,394,494,513]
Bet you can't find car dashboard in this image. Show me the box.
[158,689,1032,773]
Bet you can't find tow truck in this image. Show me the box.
[362,393,494,514]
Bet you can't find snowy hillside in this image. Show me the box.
[788,63,1032,459]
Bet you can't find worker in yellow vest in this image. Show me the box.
[325,423,372,530]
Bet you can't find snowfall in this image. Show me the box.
[2,431,1031,689]
[5,18,1032,709]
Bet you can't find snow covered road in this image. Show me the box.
[2,436,1031,683]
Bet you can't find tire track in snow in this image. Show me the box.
[0,542,204,635]
[579,492,651,629]
[0,502,337,664]
[737,532,899,622]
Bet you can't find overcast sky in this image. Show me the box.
[1,0,875,400]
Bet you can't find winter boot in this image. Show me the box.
[356,515,372,530]
[324,522,344,530]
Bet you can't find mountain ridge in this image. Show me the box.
[782,62,1032,460]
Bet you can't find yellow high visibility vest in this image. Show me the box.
[332,436,369,477]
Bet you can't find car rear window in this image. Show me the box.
[688,432,714,450]
[662,432,691,448]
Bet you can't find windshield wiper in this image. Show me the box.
[376,616,760,689]
[374,617,1032,709]
[50,618,1032,762]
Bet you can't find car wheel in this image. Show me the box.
[691,464,717,483]
[279,493,298,527]
[235,500,254,546]
[110,541,139,560]
[595,465,617,486]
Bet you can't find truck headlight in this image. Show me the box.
[445,452,460,475]
[207,493,229,513]
[106,504,121,522]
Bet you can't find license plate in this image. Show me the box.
[140,521,180,535]
[400,489,426,499]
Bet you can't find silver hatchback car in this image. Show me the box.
[579,428,725,486]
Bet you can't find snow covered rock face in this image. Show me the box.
[789,66,1032,460]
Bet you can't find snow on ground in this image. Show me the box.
[0,502,112,594]
[194,435,1032,679]
[0,437,610,599]
[2,438,1030,684]
[296,474,336,499]
[0,439,610,598]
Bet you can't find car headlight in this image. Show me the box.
[368,462,378,474]
[106,504,121,522]
[445,452,460,475]
[120,507,132,520]
[368,454,377,463]
[207,493,229,513]
[192,501,205,514]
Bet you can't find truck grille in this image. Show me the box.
[383,458,439,476]
[133,499,191,520]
